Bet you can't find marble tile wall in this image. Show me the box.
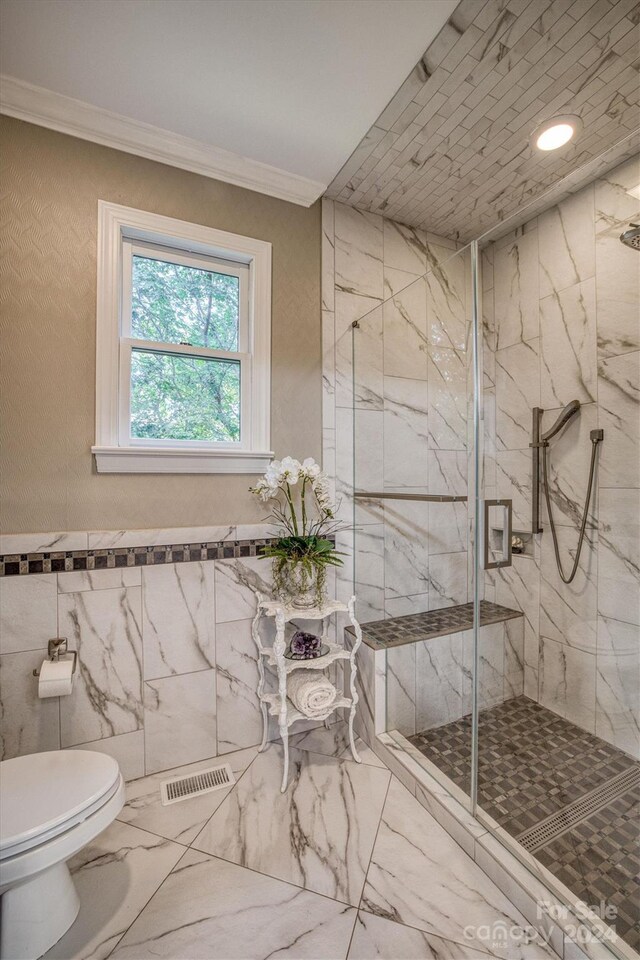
[0,527,326,777]
[323,198,521,735]
[323,198,471,626]
[484,156,640,759]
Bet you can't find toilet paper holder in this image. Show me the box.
[32,638,78,677]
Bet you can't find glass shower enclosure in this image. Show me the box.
[345,149,639,958]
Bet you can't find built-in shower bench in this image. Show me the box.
[347,600,522,650]
[344,601,524,745]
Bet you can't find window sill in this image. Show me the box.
[92,446,273,474]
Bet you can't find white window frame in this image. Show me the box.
[93,201,273,473]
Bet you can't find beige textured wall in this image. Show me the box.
[0,117,321,533]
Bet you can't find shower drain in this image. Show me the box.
[517,766,640,852]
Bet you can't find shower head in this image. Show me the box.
[620,223,640,251]
[541,399,581,443]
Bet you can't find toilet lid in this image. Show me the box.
[0,750,121,855]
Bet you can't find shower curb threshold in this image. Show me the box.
[367,729,637,960]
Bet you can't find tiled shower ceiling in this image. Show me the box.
[326,0,640,242]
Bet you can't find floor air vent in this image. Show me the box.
[160,764,235,805]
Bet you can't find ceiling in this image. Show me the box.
[326,0,640,241]
[0,0,457,198]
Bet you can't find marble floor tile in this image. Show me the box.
[42,820,184,960]
[142,562,215,680]
[361,778,556,959]
[348,910,494,960]
[111,849,358,960]
[117,746,258,845]
[191,743,390,906]
[288,720,386,768]
[143,669,217,775]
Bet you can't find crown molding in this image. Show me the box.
[0,75,325,207]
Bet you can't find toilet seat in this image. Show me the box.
[0,751,125,960]
[0,751,121,860]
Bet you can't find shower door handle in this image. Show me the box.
[483,499,513,570]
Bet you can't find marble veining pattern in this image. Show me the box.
[191,743,391,906]
[58,586,143,747]
[325,2,640,242]
[39,728,570,960]
[142,562,215,680]
[361,778,556,959]
[486,158,640,748]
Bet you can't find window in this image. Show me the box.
[93,203,272,473]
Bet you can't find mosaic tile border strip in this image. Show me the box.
[0,537,290,576]
[351,600,523,649]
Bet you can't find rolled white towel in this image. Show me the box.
[287,671,337,717]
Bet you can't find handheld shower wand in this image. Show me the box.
[531,401,603,584]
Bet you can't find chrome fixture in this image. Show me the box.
[32,637,78,677]
[540,399,580,442]
[531,401,603,584]
[353,491,467,503]
[620,223,640,251]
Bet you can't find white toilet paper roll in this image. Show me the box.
[38,657,75,698]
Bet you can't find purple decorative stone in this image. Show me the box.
[290,630,321,657]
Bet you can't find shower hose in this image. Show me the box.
[541,434,602,585]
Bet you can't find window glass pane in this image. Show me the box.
[130,349,240,442]
[131,255,240,351]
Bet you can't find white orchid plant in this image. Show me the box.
[250,457,343,604]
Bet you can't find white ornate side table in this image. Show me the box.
[251,595,362,792]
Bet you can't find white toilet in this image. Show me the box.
[0,750,125,960]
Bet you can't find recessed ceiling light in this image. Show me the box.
[531,115,582,152]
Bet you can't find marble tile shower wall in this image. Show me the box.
[0,539,295,778]
[483,156,640,760]
[322,199,472,628]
